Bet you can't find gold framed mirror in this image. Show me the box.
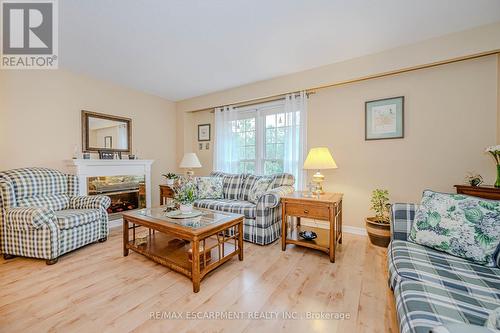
[82,110,132,153]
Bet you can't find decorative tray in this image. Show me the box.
[164,210,202,219]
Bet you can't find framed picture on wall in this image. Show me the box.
[198,124,211,141]
[365,96,404,140]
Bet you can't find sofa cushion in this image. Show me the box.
[388,240,500,302]
[196,176,223,199]
[249,177,273,204]
[194,199,256,219]
[395,280,499,333]
[409,190,500,267]
[221,174,246,200]
[269,173,294,189]
[54,209,100,229]
[240,174,261,201]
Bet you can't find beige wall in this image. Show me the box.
[177,22,500,113]
[0,70,176,205]
[178,56,498,229]
[190,110,214,176]
[308,56,497,228]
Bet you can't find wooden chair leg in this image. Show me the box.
[46,258,58,265]
[3,253,15,260]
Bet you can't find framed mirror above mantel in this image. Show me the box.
[81,110,132,153]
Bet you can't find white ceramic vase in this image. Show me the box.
[179,203,193,213]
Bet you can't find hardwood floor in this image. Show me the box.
[0,228,398,333]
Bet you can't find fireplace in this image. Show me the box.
[66,159,154,227]
[87,175,146,220]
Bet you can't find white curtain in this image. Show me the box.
[214,105,239,173]
[283,91,307,190]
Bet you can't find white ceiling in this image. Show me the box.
[60,0,500,101]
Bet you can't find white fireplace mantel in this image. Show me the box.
[65,159,155,210]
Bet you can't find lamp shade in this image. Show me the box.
[303,147,338,170]
[179,153,202,168]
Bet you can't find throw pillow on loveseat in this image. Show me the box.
[409,190,500,267]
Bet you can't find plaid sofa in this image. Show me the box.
[0,167,111,264]
[193,172,294,245]
[389,203,500,333]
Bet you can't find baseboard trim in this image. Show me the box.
[343,226,367,236]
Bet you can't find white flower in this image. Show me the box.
[485,145,500,153]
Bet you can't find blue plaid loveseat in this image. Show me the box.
[193,172,295,245]
[0,167,111,264]
[388,203,500,333]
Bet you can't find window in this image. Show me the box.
[233,117,256,174]
[228,101,300,176]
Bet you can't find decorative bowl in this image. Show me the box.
[299,230,317,240]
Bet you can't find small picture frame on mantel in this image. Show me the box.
[98,150,115,160]
[198,124,211,142]
[365,96,404,140]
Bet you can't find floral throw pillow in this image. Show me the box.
[249,177,273,204]
[409,190,500,266]
[196,177,223,199]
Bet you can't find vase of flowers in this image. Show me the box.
[174,181,197,213]
[486,145,500,188]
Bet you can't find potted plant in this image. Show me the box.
[485,145,500,187]
[174,181,197,213]
[162,173,178,186]
[365,189,391,247]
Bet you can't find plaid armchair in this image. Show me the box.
[0,167,110,264]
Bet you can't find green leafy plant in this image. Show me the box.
[174,181,197,205]
[162,173,178,180]
[370,189,390,223]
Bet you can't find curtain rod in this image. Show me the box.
[188,49,499,113]
[207,91,315,113]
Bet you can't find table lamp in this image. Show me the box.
[179,153,202,176]
[303,147,338,194]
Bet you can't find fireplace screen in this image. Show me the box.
[87,175,146,219]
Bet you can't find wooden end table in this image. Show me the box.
[454,185,500,200]
[281,192,343,263]
[122,207,244,293]
[159,184,175,205]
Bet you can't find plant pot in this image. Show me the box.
[165,179,174,186]
[365,217,391,248]
[179,203,193,213]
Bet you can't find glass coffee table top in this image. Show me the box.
[136,207,239,229]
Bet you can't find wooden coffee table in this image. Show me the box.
[122,207,244,292]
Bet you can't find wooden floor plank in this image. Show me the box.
[0,227,398,333]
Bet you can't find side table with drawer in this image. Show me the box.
[281,192,343,263]
[159,184,175,205]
